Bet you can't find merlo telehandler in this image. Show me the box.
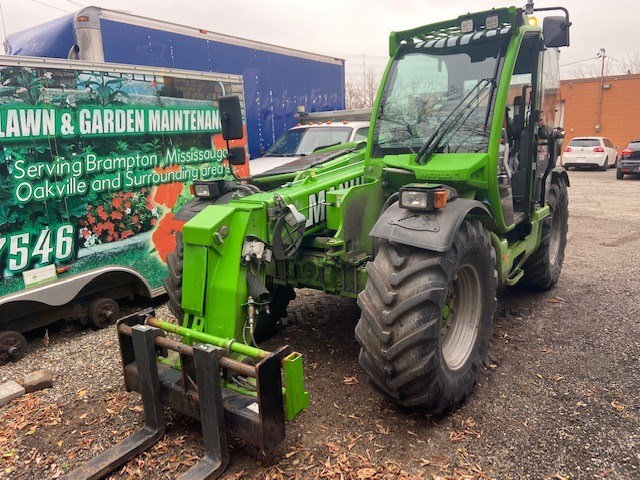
[65,3,571,478]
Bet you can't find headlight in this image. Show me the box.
[399,184,457,211]
[191,181,221,199]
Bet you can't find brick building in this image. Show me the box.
[560,74,640,149]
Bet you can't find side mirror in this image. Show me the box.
[219,95,244,140]
[227,146,246,166]
[543,16,570,48]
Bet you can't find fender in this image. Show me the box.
[174,197,217,222]
[551,166,570,187]
[369,198,494,253]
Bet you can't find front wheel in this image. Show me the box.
[164,232,294,341]
[355,219,497,414]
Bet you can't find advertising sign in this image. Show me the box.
[0,62,246,297]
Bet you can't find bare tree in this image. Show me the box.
[619,49,640,74]
[569,60,617,79]
[345,69,381,109]
[568,49,640,79]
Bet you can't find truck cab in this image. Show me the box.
[249,110,370,175]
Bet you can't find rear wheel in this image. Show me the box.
[355,219,496,413]
[520,176,568,290]
[616,170,624,180]
[600,158,608,171]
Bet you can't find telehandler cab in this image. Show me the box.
[65,3,571,478]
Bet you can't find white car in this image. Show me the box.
[561,137,619,171]
[249,120,369,176]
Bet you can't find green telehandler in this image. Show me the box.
[65,2,571,479]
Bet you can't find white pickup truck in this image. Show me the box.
[249,109,370,176]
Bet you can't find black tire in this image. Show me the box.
[0,331,27,365]
[616,170,624,180]
[600,159,608,171]
[163,232,295,341]
[253,282,296,342]
[164,232,184,321]
[519,176,569,290]
[355,219,497,413]
[88,298,120,329]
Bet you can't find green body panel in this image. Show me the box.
[167,5,564,421]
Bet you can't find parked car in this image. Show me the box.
[616,140,640,179]
[562,137,619,171]
[249,110,370,175]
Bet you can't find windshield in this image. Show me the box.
[372,39,505,157]
[264,126,352,157]
[568,139,600,147]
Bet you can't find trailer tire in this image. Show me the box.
[164,233,295,341]
[519,175,568,290]
[355,219,496,413]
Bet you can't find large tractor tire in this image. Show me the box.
[519,176,569,290]
[164,231,185,321]
[355,219,497,414]
[253,281,296,341]
[164,232,294,341]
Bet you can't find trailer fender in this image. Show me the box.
[0,267,154,333]
[369,198,494,253]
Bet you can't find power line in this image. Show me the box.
[64,0,86,7]
[31,0,71,13]
[559,57,597,68]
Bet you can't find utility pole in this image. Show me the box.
[596,47,606,132]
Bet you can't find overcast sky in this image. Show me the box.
[2,0,636,79]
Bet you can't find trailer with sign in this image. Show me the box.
[0,55,247,364]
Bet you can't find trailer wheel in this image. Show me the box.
[519,175,569,290]
[0,331,28,365]
[355,219,496,413]
[88,298,120,329]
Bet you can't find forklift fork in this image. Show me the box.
[63,309,288,480]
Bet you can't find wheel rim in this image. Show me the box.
[441,263,482,371]
[0,331,27,364]
[549,205,562,266]
[90,299,119,328]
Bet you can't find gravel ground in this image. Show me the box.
[1,168,639,479]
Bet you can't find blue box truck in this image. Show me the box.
[6,6,346,159]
